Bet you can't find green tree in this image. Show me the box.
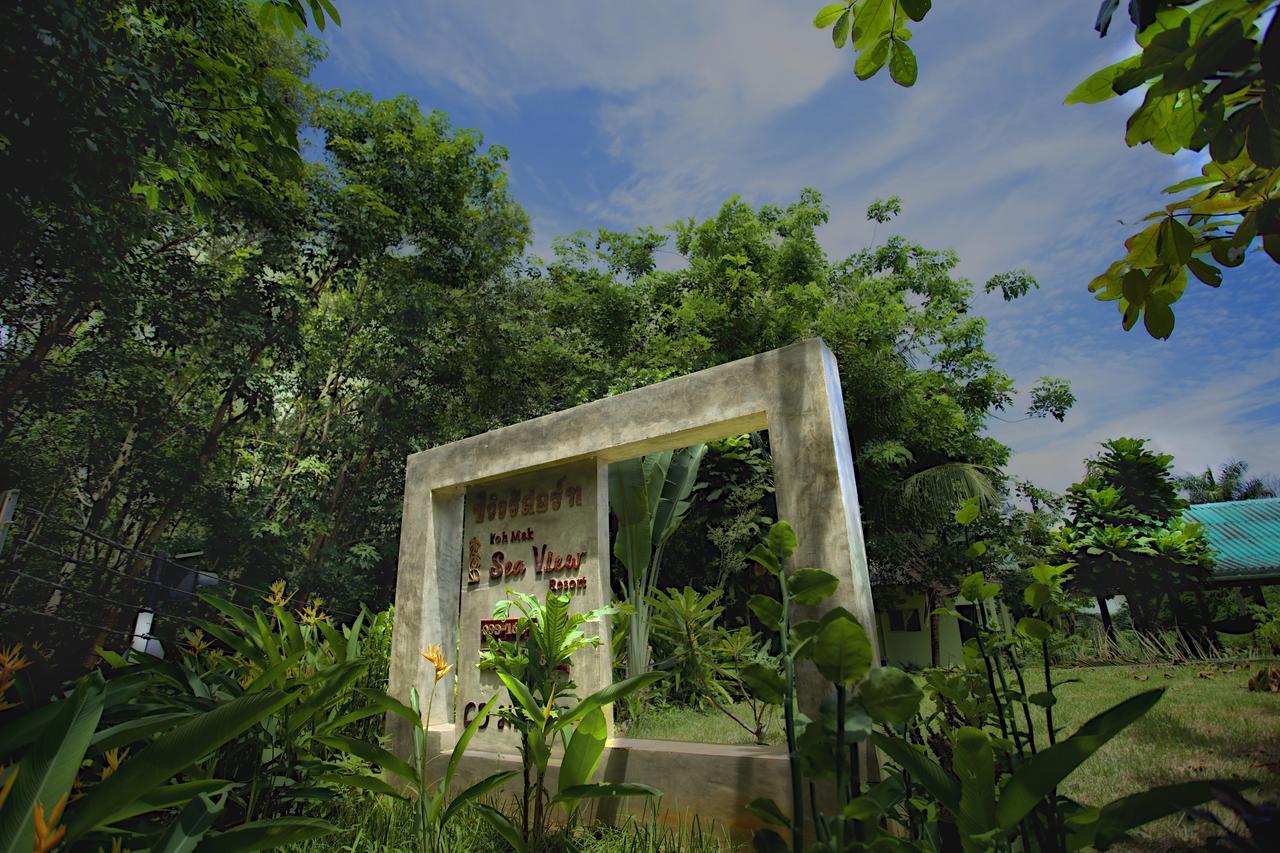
[1051,437,1214,635]
[1179,458,1277,502]
[812,1,1280,338]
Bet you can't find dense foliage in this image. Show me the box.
[1050,438,1214,634]
[739,520,1249,852]
[0,589,395,851]
[1,2,1070,667]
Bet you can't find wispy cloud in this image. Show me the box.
[318,0,1280,488]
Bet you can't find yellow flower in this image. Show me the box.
[100,747,129,781]
[33,793,67,853]
[0,644,31,676]
[296,597,329,626]
[421,645,452,683]
[263,579,294,607]
[182,629,212,656]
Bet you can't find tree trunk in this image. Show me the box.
[0,304,85,422]
[1096,595,1116,642]
[1193,590,1220,651]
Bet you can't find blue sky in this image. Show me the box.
[312,1,1280,492]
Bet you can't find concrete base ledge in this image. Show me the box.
[432,735,790,840]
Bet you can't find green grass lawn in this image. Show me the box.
[1029,661,1280,849]
[620,662,1280,849]
[621,700,786,745]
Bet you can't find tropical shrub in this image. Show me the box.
[478,590,666,851]
[737,520,1250,852]
[0,586,400,850]
[648,586,778,744]
[317,643,517,853]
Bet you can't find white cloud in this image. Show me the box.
[321,1,1280,491]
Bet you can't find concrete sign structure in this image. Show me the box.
[388,338,878,835]
[456,459,609,752]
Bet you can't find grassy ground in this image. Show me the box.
[619,663,1280,849]
[620,700,785,745]
[1028,661,1280,849]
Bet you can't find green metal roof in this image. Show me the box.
[1184,497,1280,582]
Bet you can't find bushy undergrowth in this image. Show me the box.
[286,795,737,853]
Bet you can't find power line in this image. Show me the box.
[11,509,360,620]
[0,601,157,643]
[2,567,204,630]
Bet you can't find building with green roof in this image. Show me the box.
[1184,496,1280,587]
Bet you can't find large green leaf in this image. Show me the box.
[858,667,922,723]
[557,670,665,730]
[745,797,791,828]
[286,658,367,734]
[556,705,608,815]
[496,671,545,727]
[609,457,654,578]
[0,673,106,853]
[200,594,268,660]
[353,687,421,726]
[855,37,892,81]
[994,689,1164,830]
[196,817,337,852]
[97,779,237,827]
[748,594,783,630]
[889,40,918,87]
[870,732,960,813]
[813,4,847,28]
[1065,57,1139,104]
[900,0,932,23]
[318,773,405,799]
[739,663,785,705]
[765,520,797,559]
[90,711,194,753]
[1086,779,1254,849]
[439,770,520,827]
[149,791,225,853]
[550,782,661,804]
[441,691,504,814]
[746,543,781,575]
[474,802,528,853]
[809,613,872,684]
[245,649,305,694]
[652,444,706,547]
[953,727,997,842]
[313,733,418,787]
[66,688,296,841]
[788,568,839,605]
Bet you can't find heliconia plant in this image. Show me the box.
[0,586,412,851]
[316,642,518,853]
[608,445,707,680]
[478,589,667,851]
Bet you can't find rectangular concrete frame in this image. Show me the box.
[388,337,880,832]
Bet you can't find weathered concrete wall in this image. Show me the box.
[433,733,791,842]
[455,459,611,752]
[389,337,879,826]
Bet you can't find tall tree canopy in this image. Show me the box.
[2,2,1071,650]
